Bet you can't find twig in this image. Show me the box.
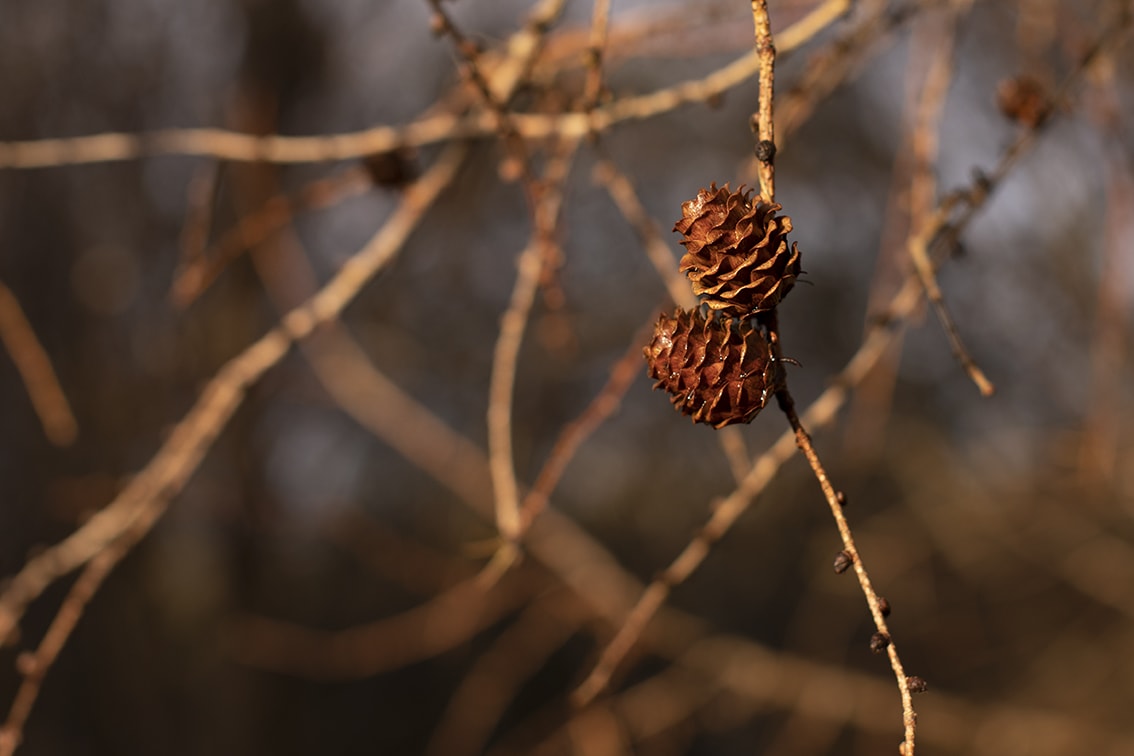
[0,530,135,756]
[768,312,917,754]
[906,0,993,396]
[750,0,777,201]
[518,317,651,531]
[0,0,847,171]
[176,160,221,272]
[426,591,586,756]
[170,165,373,307]
[744,0,935,184]
[484,136,581,577]
[226,569,535,680]
[0,143,467,649]
[0,280,77,447]
[426,0,534,182]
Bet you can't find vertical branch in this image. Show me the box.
[750,0,777,201]
[768,306,918,754]
[485,137,580,572]
[773,380,920,755]
[0,281,77,447]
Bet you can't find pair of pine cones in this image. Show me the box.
[644,184,802,428]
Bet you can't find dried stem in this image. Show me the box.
[171,165,373,307]
[0,530,135,756]
[0,280,77,447]
[750,0,777,201]
[768,314,918,755]
[0,143,466,651]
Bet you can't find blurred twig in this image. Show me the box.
[226,568,536,680]
[906,0,994,397]
[517,318,651,532]
[170,165,374,307]
[426,591,587,756]
[0,280,77,447]
[0,0,847,170]
[0,531,131,756]
[0,143,467,651]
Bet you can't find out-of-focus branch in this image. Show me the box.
[170,165,375,307]
[906,0,993,397]
[582,0,613,112]
[0,143,467,649]
[518,318,651,532]
[0,0,847,171]
[226,569,536,680]
[483,136,581,578]
[0,526,137,756]
[0,281,77,447]
[426,591,588,756]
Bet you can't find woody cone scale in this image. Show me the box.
[644,183,801,427]
[675,184,800,317]
[644,308,783,428]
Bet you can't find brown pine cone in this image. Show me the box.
[674,184,801,316]
[643,307,782,428]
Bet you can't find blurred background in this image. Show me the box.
[2,0,1134,754]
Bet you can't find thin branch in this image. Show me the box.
[0,530,135,756]
[0,280,77,447]
[518,317,651,532]
[750,0,777,201]
[0,143,467,649]
[484,137,581,576]
[226,569,536,680]
[745,0,935,184]
[0,0,847,170]
[426,591,586,756]
[176,160,221,272]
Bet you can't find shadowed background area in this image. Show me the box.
[2,0,1134,754]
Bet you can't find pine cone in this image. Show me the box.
[674,184,801,316]
[644,307,782,428]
